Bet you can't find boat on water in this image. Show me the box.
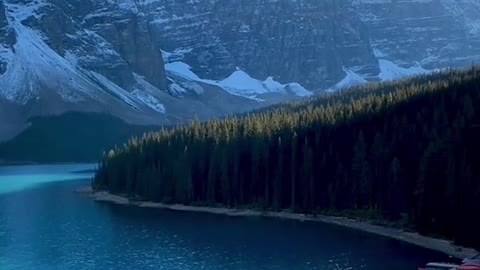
[418,262,459,270]
[463,254,480,264]
[419,254,480,270]
[457,262,480,270]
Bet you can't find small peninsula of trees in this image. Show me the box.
[93,67,480,249]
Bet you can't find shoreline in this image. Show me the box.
[79,187,478,260]
[0,161,97,166]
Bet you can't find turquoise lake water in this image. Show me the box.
[0,164,455,269]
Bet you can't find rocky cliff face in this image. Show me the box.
[0,0,262,141]
[0,0,479,140]
[354,0,480,71]
[148,0,480,88]
[146,0,379,89]
[0,1,15,75]
[15,0,166,92]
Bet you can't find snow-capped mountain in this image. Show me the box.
[0,0,479,140]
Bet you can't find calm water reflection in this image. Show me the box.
[0,164,455,270]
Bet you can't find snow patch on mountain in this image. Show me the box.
[165,61,202,81]
[89,72,139,109]
[5,1,49,21]
[131,89,165,113]
[327,68,368,92]
[0,43,13,71]
[165,61,312,99]
[378,59,428,81]
[0,18,95,104]
[0,3,168,113]
[373,48,387,58]
[168,83,187,95]
[218,69,271,96]
[162,48,192,62]
[89,72,167,113]
[77,30,122,59]
[371,48,431,81]
[132,75,166,113]
[285,83,313,97]
[262,77,284,92]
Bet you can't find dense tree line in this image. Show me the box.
[93,67,480,249]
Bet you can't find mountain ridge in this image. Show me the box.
[1,0,479,140]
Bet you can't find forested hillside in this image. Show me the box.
[93,67,480,249]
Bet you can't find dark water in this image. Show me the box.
[0,164,455,270]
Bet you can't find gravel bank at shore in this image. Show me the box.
[78,187,478,260]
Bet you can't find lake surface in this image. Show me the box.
[0,164,456,270]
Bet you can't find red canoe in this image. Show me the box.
[458,263,480,270]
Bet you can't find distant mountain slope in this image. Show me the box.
[0,112,159,163]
